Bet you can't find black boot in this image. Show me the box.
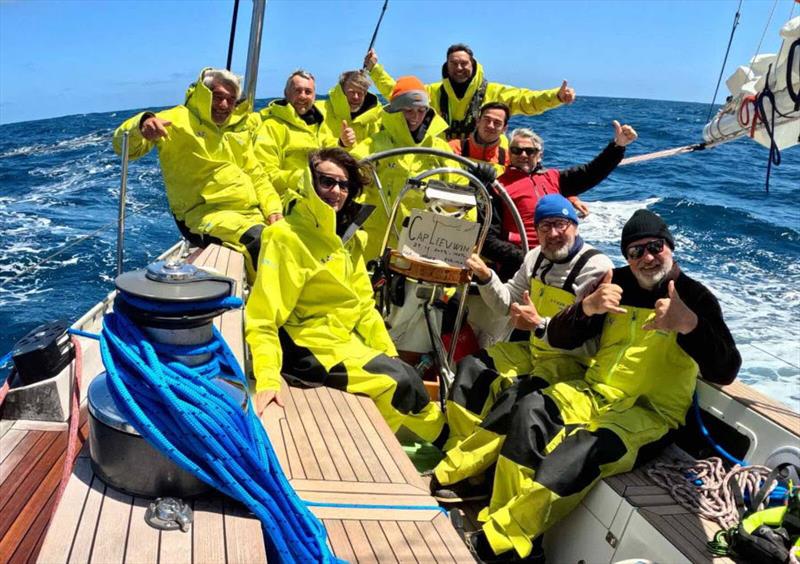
[466,531,545,564]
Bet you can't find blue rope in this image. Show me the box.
[67,328,101,340]
[118,292,243,314]
[693,393,748,467]
[100,309,343,564]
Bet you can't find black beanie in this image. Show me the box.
[621,209,675,256]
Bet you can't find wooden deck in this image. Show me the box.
[33,244,472,563]
[261,382,472,562]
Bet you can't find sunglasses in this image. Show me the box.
[314,170,351,193]
[510,146,540,156]
[536,218,571,233]
[626,239,665,260]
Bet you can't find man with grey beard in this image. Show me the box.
[439,209,739,563]
[432,194,612,470]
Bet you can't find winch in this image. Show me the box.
[88,258,244,498]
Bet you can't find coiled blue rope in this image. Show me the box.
[100,304,342,563]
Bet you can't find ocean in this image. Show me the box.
[0,96,798,411]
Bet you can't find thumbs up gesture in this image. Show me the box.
[642,280,698,334]
[340,120,356,148]
[557,80,575,104]
[510,291,542,330]
[581,270,627,316]
[612,120,638,147]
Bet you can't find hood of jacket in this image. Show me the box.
[380,108,449,147]
[261,98,326,131]
[441,61,485,102]
[328,84,380,122]
[184,67,250,130]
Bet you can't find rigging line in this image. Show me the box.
[752,0,780,64]
[226,0,240,72]
[0,203,153,290]
[707,0,744,123]
[746,342,800,370]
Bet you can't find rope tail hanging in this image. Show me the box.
[100,300,344,564]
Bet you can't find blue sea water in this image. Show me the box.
[0,96,798,409]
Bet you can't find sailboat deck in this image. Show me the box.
[34,244,472,563]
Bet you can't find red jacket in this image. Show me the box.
[497,167,561,248]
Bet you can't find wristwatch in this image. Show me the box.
[534,317,549,339]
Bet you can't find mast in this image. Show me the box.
[242,0,267,109]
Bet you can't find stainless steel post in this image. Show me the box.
[116,131,130,277]
[242,0,266,109]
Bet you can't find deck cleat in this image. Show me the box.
[144,497,193,532]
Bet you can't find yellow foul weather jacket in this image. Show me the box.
[322,83,384,143]
[255,100,337,195]
[112,70,281,245]
[245,171,397,393]
[370,62,563,139]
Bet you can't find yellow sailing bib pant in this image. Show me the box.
[443,278,590,450]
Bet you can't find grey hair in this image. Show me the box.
[509,127,543,150]
[202,69,242,99]
[338,70,371,91]
[284,69,315,97]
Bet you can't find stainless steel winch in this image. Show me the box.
[88,258,245,498]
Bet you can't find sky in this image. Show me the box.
[0,0,798,124]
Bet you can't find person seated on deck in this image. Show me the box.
[323,70,383,147]
[448,102,511,173]
[255,70,337,195]
[112,68,282,282]
[435,209,741,564]
[438,194,613,456]
[364,44,575,141]
[487,122,637,281]
[245,147,446,445]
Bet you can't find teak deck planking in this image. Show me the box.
[35,244,473,563]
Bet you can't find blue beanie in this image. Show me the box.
[534,194,579,225]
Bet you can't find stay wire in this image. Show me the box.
[225,0,240,71]
[751,0,780,65]
[707,0,744,123]
[0,203,152,290]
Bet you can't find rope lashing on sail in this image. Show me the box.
[100,299,343,564]
[754,65,783,193]
[788,37,800,111]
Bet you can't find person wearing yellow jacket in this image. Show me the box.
[452,210,741,563]
[364,45,575,140]
[113,68,282,280]
[323,70,384,145]
[348,75,460,263]
[245,147,445,444]
[432,196,612,466]
[254,70,338,195]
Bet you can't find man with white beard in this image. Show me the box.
[433,194,612,461]
[438,209,740,563]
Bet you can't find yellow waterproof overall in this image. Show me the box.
[478,305,698,558]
